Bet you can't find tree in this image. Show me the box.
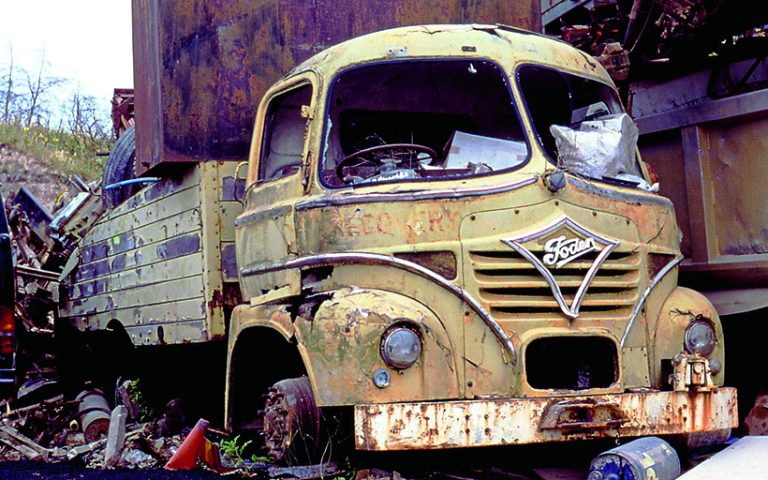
[23,51,65,128]
[66,89,110,142]
[1,44,13,123]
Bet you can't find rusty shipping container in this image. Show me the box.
[131,0,540,175]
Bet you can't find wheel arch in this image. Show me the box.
[225,315,311,431]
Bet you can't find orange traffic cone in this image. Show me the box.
[165,418,209,470]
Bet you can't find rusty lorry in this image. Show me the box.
[56,0,736,464]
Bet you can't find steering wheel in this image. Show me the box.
[335,143,439,181]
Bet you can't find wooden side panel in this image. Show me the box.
[197,162,246,339]
[59,165,210,345]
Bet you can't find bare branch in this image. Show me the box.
[22,50,66,128]
[2,43,12,123]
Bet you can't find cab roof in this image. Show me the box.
[286,24,611,85]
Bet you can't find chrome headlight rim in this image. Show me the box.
[684,319,717,357]
[380,323,422,370]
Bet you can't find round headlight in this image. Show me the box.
[684,320,716,357]
[381,327,422,370]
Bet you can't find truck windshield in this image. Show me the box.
[322,60,529,187]
[517,65,646,187]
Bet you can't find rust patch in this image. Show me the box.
[354,388,738,450]
[208,289,225,315]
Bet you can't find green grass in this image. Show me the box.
[0,122,110,181]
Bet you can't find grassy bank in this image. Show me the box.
[0,122,110,181]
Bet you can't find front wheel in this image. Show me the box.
[262,376,322,464]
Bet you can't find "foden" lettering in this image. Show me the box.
[542,235,600,268]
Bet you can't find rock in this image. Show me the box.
[123,448,154,468]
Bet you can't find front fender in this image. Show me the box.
[651,287,725,388]
[295,287,460,406]
[228,302,296,350]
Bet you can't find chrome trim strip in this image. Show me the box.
[241,252,517,364]
[620,255,683,347]
[295,176,538,211]
[502,216,619,319]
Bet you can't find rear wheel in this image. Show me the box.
[262,376,322,465]
[102,125,137,209]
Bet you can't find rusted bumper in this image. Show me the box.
[354,388,738,450]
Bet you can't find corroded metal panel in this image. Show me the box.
[641,112,768,289]
[707,118,768,259]
[633,60,768,294]
[637,130,692,257]
[354,388,738,450]
[131,0,539,174]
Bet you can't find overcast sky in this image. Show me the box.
[0,1,134,113]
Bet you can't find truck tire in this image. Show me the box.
[262,376,322,464]
[102,125,138,210]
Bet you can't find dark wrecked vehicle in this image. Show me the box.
[0,190,16,389]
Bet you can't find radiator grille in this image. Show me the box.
[470,245,641,320]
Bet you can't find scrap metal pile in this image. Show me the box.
[0,179,174,468]
[6,178,103,339]
[543,0,768,83]
[0,181,186,468]
[0,379,343,477]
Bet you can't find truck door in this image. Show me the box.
[236,77,316,302]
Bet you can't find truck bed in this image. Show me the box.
[58,162,243,345]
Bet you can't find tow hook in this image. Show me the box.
[671,353,714,392]
[540,398,625,430]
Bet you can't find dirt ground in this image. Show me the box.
[0,461,225,479]
[0,145,71,211]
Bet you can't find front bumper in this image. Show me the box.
[354,388,738,450]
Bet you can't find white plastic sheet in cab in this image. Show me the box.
[550,113,657,191]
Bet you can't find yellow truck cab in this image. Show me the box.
[227,25,737,461]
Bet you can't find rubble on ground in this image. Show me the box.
[0,386,345,478]
[0,383,187,469]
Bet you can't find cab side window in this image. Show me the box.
[259,84,313,181]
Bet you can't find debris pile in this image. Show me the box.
[0,383,345,478]
[0,382,187,469]
[7,176,104,340]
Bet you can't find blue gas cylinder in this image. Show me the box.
[588,437,681,480]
